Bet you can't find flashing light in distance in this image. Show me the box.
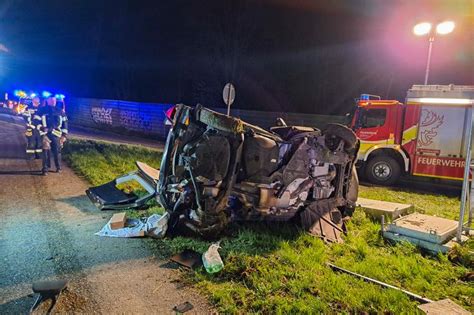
[436,21,455,35]
[30,93,37,98]
[14,90,27,98]
[413,22,432,36]
[55,94,65,100]
[42,91,52,98]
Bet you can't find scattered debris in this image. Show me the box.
[110,212,127,230]
[86,161,159,211]
[357,197,412,221]
[382,213,461,253]
[202,243,224,274]
[146,212,169,238]
[173,301,194,313]
[418,298,470,315]
[31,279,68,313]
[96,212,169,238]
[327,263,432,303]
[96,217,145,238]
[170,249,203,269]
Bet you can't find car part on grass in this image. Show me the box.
[327,263,433,303]
[30,279,68,314]
[86,161,159,210]
[173,301,194,313]
[170,249,203,269]
[157,104,359,240]
[329,263,470,313]
[418,299,471,315]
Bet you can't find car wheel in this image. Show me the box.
[365,155,400,186]
[324,123,357,150]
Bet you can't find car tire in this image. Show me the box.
[365,155,401,186]
[324,123,357,150]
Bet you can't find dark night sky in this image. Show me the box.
[0,0,472,114]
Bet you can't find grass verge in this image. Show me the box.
[63,139,473,313]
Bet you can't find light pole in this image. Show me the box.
[413,21,455,84]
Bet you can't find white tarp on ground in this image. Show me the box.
[96,212,169,238]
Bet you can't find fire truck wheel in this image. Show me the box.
[365,155,400,186]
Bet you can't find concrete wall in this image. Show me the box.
[68,97,345,140]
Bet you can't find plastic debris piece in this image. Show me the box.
[202,243,224,274]
[145,212,169,238]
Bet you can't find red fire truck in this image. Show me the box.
[351,85,474,185]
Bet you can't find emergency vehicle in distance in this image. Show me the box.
[351,84,474,185]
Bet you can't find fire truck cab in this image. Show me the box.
[351,85,474,185]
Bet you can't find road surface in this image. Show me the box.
[0,113,210,314]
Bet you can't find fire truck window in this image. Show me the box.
[361,109,386,128]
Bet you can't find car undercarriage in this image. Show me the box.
[157,104,359,241]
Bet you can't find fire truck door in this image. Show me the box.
[356,107,393,153]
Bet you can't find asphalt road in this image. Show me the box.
[0,114,210,314]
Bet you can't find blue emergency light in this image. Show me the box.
[30,93,37,98]
[55,94,65,100]
[42,91,52,98]
[14,90,27,98]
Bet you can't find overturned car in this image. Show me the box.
[157,104,359,242]
[87,104,359,242]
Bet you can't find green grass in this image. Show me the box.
[63,139,474,313]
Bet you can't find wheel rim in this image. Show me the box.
[372,161,391,180]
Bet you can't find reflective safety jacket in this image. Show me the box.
[23,106,43,131]
[39,106,69,137]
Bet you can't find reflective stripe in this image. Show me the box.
[37,125,42,130]
[42,115,47,127]
[61,129,68,134]
[33,115,42,120]
[402,125,418,145]
[26,149,35,153]
[35,149,43,153]
[51,129,62,137]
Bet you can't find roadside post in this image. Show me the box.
[223,83,235,116]
[457,104,474,242]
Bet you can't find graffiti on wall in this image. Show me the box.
[120,110,153,131]
[91,107,113,125]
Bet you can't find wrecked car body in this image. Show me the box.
[157,104,359,241]
[86,104,359,241]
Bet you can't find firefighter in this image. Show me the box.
[24,96,43,159]
[39,96,68,175]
